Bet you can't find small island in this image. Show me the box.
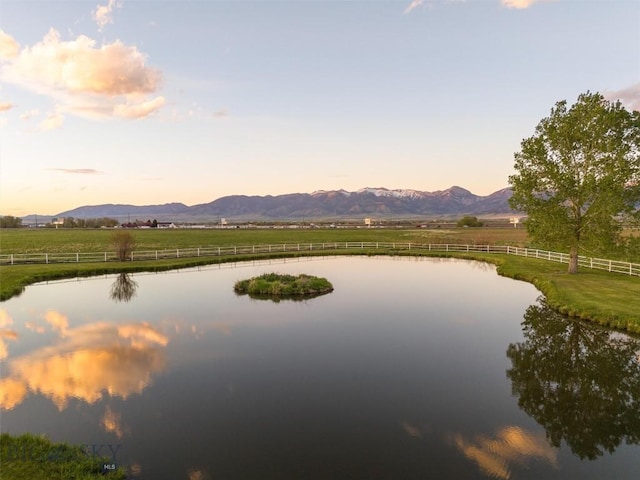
[234,273,333,301]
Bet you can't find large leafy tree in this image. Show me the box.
[509,92,640,273]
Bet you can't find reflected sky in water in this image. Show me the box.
[1,256,639,479]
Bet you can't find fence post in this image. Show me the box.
[76,252,79,263]
[11,254,14,265]
[198,248,200,257]
[156,251,158,260]
[177,249,180,258]
[609,260,612,272]
[46,253,48,264]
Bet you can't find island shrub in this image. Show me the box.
[234,272,333,300]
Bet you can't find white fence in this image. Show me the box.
[1,242,639,277]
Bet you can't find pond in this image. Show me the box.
[1,256,639,479]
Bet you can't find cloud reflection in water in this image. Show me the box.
[0,314,168,411]
[451,426,558,479]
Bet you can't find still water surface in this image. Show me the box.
[1,256,639,479]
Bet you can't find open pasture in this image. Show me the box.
[0,227,529,254]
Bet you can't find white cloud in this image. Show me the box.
[0,28,165,124]
[603,83,640,112]
[39,111,64,131]
[0,30,19,59]
[404,0,425,14]
[94,0,121,32]
[113,95,165,118]
[20,109,40,120]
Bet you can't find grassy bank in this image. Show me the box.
[1,228,638,332]
[0,434,125,480]
[406,252,640,333]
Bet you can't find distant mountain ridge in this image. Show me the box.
[49,186,517,222]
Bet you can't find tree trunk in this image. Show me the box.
[568,245,579,274]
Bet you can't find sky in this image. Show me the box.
[0,0,638,216]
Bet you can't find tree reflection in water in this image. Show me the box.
[109,273,138,303]
[507,298,640,460]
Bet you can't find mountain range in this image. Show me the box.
[26,186,518,223]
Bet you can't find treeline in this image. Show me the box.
[0,216,120,228]
[50,217,119,228]
[0,216,22,228]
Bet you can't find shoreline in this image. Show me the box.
[1,249,639,334]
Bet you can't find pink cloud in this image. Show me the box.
[0,30,19,59]
[501,0,554,8]
[0,28,165,124]
[47,168,104,174]
[39,111,64,131]
[93,0,121,32]
[604,83,640,112]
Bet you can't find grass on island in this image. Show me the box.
[0,433,126,480]
[234,272,333,300]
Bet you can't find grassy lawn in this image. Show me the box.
[1,227,639,332]
[0,434,125,480]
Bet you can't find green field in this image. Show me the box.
[0,226,530,253]
[1,227,639,333]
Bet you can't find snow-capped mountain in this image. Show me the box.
[51,186,517,221]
